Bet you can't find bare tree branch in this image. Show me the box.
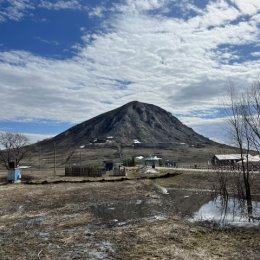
[0,132,29,169]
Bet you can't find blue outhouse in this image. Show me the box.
[7,168,21,183]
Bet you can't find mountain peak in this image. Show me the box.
[46,101,212,147]
[125,100,141,105]
[123,100,151,109]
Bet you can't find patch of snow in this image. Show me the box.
[154,215,167,220]
[18,165,31,169]
[155,184,169,194]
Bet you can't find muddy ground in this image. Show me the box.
[0,171,259,259]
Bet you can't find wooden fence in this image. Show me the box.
[167,163,260,171]
[65,167,105,177]
[113,167,126,176]
[168,163,209,169]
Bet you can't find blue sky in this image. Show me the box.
[0,0,259,144]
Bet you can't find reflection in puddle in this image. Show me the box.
[192,196,260,227]
[162,189,212,218]
[89,188,260,228]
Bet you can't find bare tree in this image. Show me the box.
[223,83,260,217]
[0,132,29,169]
[241,81,260,152]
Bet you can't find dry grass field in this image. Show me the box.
[0,168,259,259]
[23,143,240,170]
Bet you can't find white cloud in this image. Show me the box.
[24,132,54,143]
[187,1,241,29]
[251,52,260,57]
[114,0,168,14]
[39,0,83,11]
[180,116,227,127]
[180,116,232,144]
[0,0,86,23]
[0,0,259,144]
[232,0,260,15]
[0,0,34,22]
[88,6,106,18]
[34,36,59,46]
[0,130,54,144]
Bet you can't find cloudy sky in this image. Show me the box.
[0,0,259,144]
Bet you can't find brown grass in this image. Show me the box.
[0,171,259,259]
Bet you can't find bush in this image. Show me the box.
[123,157,136,167]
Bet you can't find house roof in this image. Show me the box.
[145,156,162,161]
[214,154,243,160]
[238,155,260,163]
[215,154,259,162]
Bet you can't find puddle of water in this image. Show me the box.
[191,196,260,227]
[90,199,158,224]
[89,187,260,228]
[90,190,212,225]
[161,189,212,218]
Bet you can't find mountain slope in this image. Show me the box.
[40,101,213,148]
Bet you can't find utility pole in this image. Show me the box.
[80,150,82,167]
[53,142,56,177]
[39,145,41,172]
[118,142,122,161]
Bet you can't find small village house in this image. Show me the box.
[211,154,260,169]
[237,155,260,170]
[135,156,144,166]
[144,156,162,168]
[211,154,243,167]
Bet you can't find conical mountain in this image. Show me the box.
[40,101,213,148]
